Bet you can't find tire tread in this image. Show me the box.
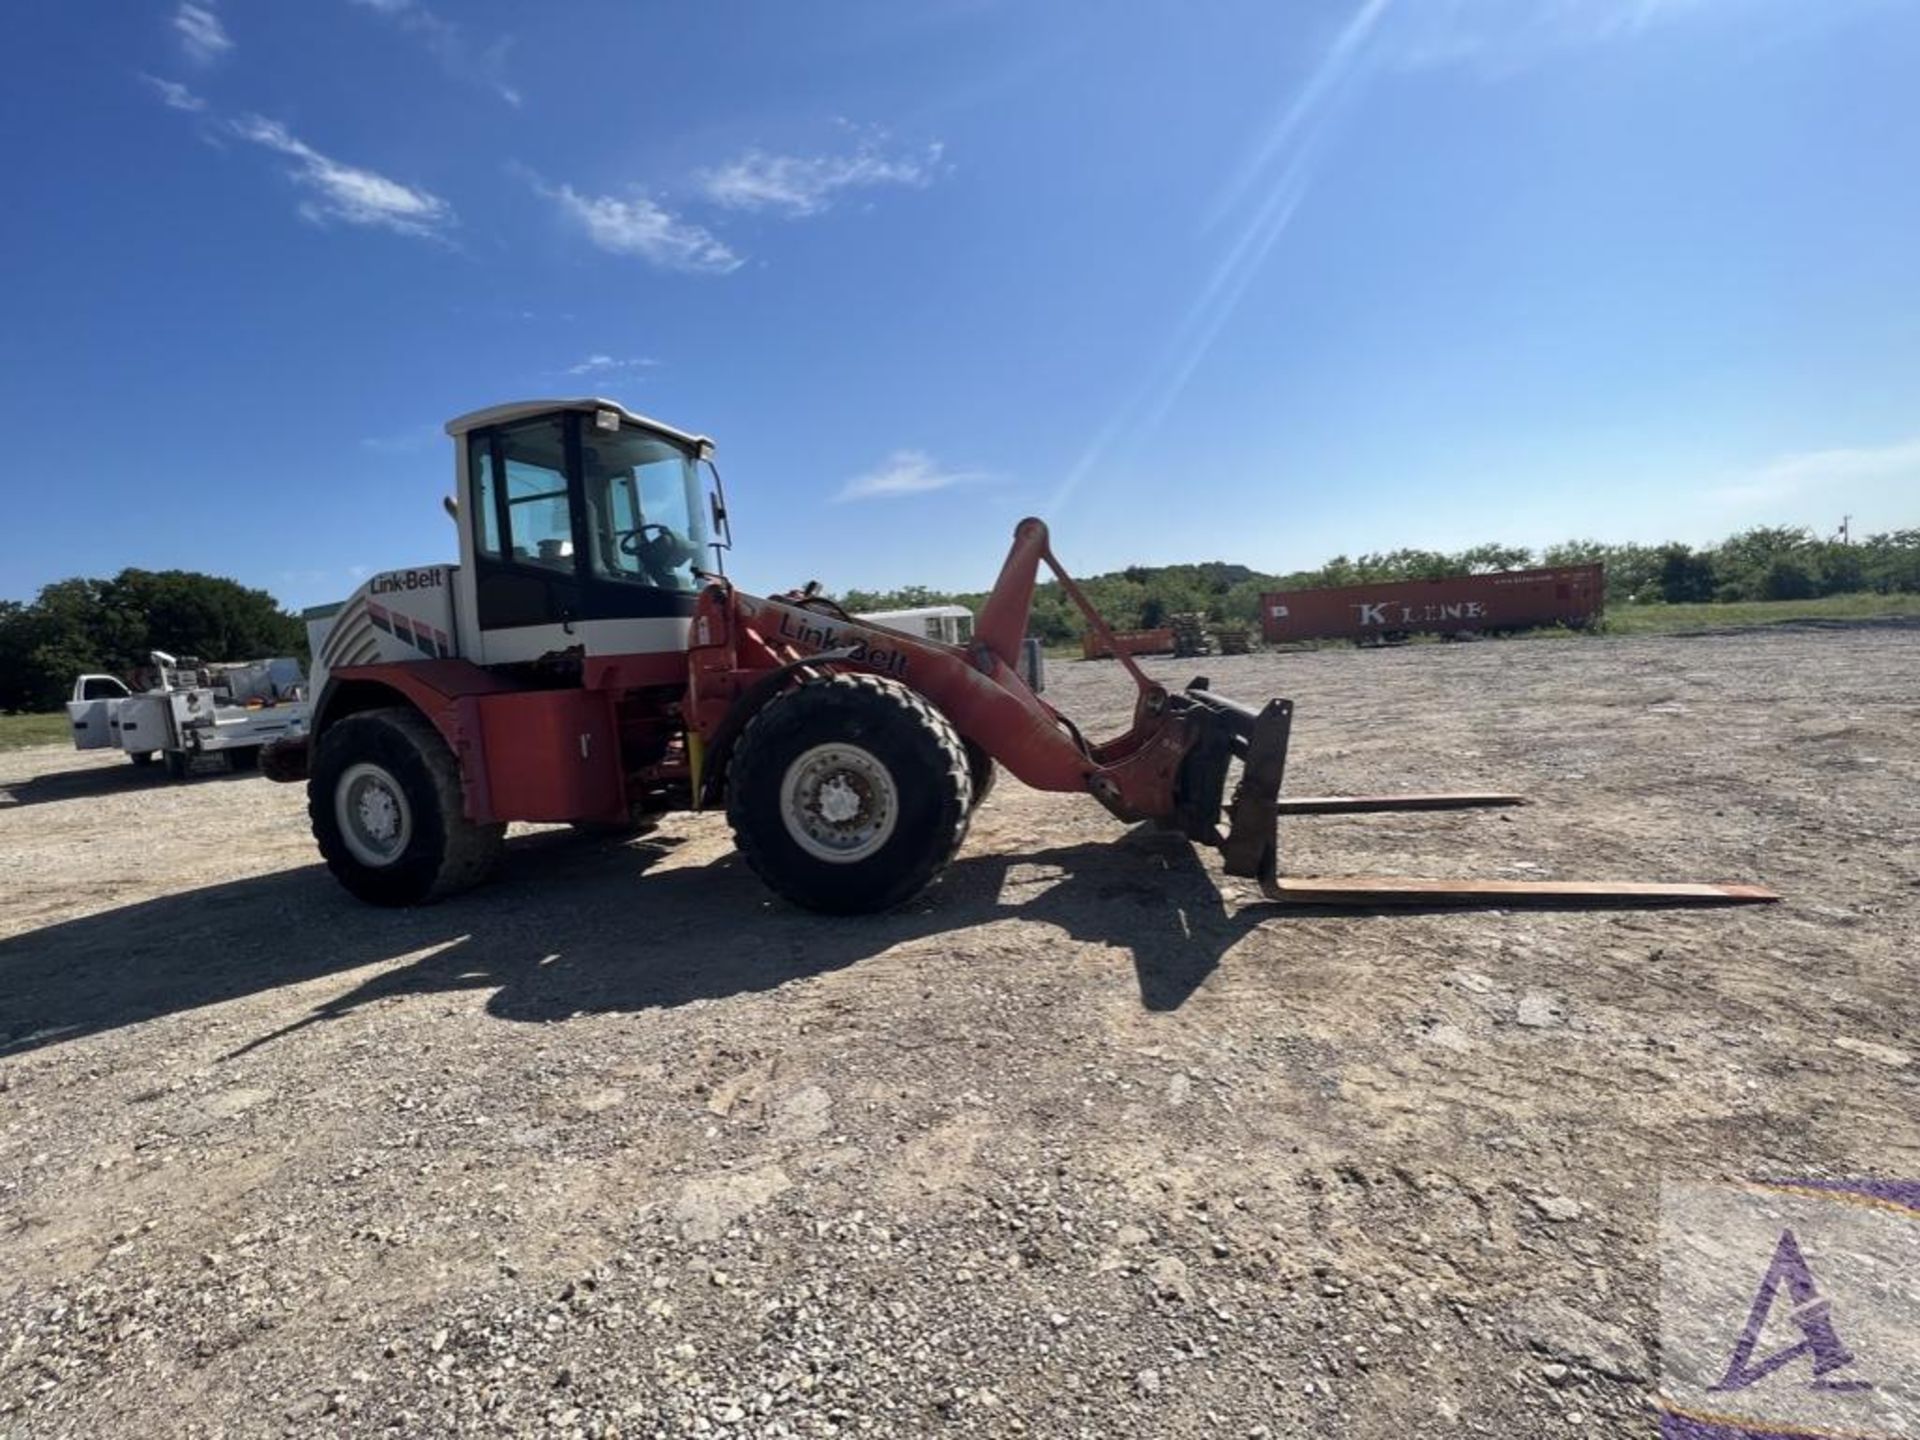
[309,707,504,905]
[726,673,971,914]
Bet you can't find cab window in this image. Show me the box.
[502,420,573,570]
[579,425,709,592]
[471,419,573,570]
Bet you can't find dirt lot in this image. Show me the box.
[2,627,1915,1439]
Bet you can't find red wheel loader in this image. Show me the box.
[265,398,1774,914]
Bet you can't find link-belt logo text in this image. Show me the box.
[776,610,909,677]
[370,568,448,595]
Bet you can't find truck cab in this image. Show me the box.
[66,674,134,753]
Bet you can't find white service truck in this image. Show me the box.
[66,652,310,777]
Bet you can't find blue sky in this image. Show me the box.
[2,0,1917,611]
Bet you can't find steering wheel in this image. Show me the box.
[618,524,676,556]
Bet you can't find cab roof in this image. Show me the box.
[443,398,711,452]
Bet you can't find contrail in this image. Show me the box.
[1048,0,1391,514]
[1203,0,1393,232]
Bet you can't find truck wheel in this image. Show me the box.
[164,750,190,780]
[128,751,158,767]
[727,674,971,915]
[309,707,504,906]
[227,747,259,772]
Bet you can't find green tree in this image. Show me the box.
[1758,555,1817,601]
[1859,531,1920,593]
[1810,542,1864,596]
[0,570,304,713]
[1542,539,1610,566]
[1712,526,1812,600]
[1656,544,1716,603]
[1457,542,1534,573]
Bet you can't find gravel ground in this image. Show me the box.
[2,626,1916,1438]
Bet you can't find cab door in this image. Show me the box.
[464,408,710,673]
[467,414,586,665]
[570,415,708,673]
[66,675,130,750]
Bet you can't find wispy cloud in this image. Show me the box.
[359,426,440,455]
[536,181,741,274]
[232,116,455,238]
[1389,0,1712,75]
[1710,437,1920,508]
[347,0,520,106]
[141,75,207,112]
[700,137,943,218]
[566,354,658,376]
[836,450,985,503]
[173,2,233,64]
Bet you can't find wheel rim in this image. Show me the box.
[336,761,413,868]
[778,743,899,863]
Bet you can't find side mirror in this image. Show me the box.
[703,458,734,575]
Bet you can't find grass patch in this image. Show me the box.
[0,713,72,751]
[1600,593,1920,636]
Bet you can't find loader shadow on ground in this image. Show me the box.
[0,819,1776,1061]
[0,759,256,810]
[0,827,1298,1060]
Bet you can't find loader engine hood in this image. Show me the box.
[305,564,460,701]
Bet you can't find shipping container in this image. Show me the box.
[1259,565,1604,644]
[1081,627,1176,661]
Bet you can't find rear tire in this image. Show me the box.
[226,746,259,772]
[727,674,971,915]
[309,707,504,906]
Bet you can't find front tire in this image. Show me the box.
[309,707,504,906]
[727,674,971,915]
[963,739,997,809]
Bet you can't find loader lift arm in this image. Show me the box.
[697,517,1776,911]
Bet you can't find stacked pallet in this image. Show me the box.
[1215,627,1252,655]
[1170,613,1213,659]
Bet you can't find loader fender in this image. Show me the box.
[696,647,858,809]
[314,661,523,824]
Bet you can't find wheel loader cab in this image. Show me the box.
[448,399,713,679]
